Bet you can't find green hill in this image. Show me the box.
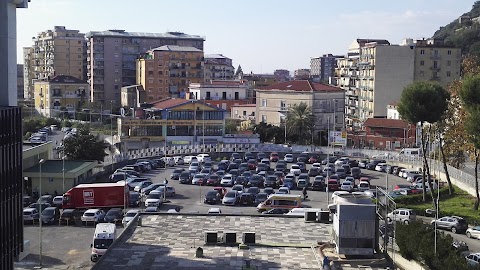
[433,1,480,56]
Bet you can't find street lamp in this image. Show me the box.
[37,159,45,269]
[164,109,169,161]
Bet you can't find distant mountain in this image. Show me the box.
[433,1,480,56]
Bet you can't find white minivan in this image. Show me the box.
[90,223,116,262]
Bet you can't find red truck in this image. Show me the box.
[62,182,129,209]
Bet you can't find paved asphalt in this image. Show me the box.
[16,155,480,269]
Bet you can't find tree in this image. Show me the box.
[397,81,450,203]
[63,127,109,162]
[459,74,480,210]
[285,102,314,145]
[224,119,239,134]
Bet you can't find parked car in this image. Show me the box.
[207,208,222,214]
[255,193,268,205]
[81,209,105,224]
[269,152,280,162]
[23,208,39,223]
[104,208,124,223]
[122,209,140,226]
[134,180,154,193]
[37,194,53,205]
[312,176,325,191]
[239,193,255,206]
[262,208,290,215]
[52,195,63,207]
[145,191,163,207]
[22,195,32,207]
[221,174,234,187]
[245,186,260,197]
[179,172,193,184]
[290,164,302,176]
[263,187,275,196]
[283,154,294,163]
[387,208,416,224]
[222,191,239,205]
[335,168,347,179]
[204,190,222,204]
[366,160,385,170]
[340,180,354,192]
[264,175,279,188]
[170,168,185,180]
[28,203,51,212]
[192,173,207,185]
[308,167,321,177]
[357,181,370,192]
[155,185,176,197]
[467,226,480,239]
[465,253,480,267]
[277,186,290,194]
[59,208,82,225]
[129,191,140,207]
[431,216,468,234]
[232,184,244,194]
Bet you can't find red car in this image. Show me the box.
[247,159,256,170]
[269,152,279,162]
[308,155,318,164]
[327,180,340,191]
[206,174,220,186]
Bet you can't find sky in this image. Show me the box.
[17,0,474,74]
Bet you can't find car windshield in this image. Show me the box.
[225,192,236,198]
[93,239,114,249]
[256,194,267,200]
[125,212,137,217]
[148,193,161,199]
[173,169,183,173]
[84,212,95,216]
[43,209,54,215]
[206,191,217,196]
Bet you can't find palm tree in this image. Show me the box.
[286,102,314,144]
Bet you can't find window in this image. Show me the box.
[280,100,286,110]
[262,99,267,107]
[419,71,424,77]
[243,110,247,116]
[420,49,425,55]
[261,115,267,123]
[433,61,438,68]
[234,110,238,115]
[420,60,424,66]
[447,50,452,55]
[234,92,239,100]
[114,85,119,90]
[446,71,451,77]
[222,92,227,99]
[447,60,451,66]
[148,71,153,76]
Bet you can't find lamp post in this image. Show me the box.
[165,109,168,160]
[202,101,205,151]
[38,159,45,268]
[62,156,66,193]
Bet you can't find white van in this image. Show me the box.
[400,148,421,156]
[256,194,302,212]
[90,223,116,262]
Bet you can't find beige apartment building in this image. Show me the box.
[86,30,205,105]
[204,54,235,81]
[255,80,345,134]
[136,45,204,102]
[34,75,89,117]
[23,26,86,100]
[412,38,461,86]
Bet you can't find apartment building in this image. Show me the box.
[255,80,345,134]
[34,75,89,117]
[136,45,204,102]
[310,54,344,83]
[17,64,24,100]
[231,104,256,130]
[121,85,146,107]
[188,80,251,115]
[412,38,461,87]
[86,30,205,104]
[294,69,310,80]
[204,54,235,81]
[23,26,86,100]
[274,69,290,81]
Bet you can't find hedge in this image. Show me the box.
[393,187,451,205]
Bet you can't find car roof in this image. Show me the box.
[24,208,36,211]
[84,208,100,213]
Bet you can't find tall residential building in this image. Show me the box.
[23,26,86,100]
[137,45,204,101]
[34,75,89,117]
[274,69,290,81]
[204,54,234,81]
[86,30,205,104]
[310,54,344,83]
[23,46,34,99]
[294,69,310,80]
[412,38,461,87]
[2,1,29,268]
[17,64,24,100]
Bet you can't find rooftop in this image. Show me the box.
[205,54,230,59]
[364,118,411,129]
[231,104,256,108]
[150,45,203,53]
[258,80,343,92]
[86,30,205,40]
[35,75,87,85]
[93,214,329,270]
[23,160,96,174]
[149,98,225,111]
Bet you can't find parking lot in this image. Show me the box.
[17,152,412,269]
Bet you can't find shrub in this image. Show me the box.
[394,187,451,205]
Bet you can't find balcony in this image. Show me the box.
[430,66,441,71]
[430,54,441,60]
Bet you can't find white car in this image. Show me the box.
[375,163,387,172]
[207,208,222,214]
[144,191,163,207]
[23,208,39,222]
[221,174,234,187]
[196,154,211,163]
[467,226,480,239]
[334,157,349,166]
[173,156,184,165]
[222,191,238,205]
[311,163,322,169]
[277,186,290,194]
[466,253,480,267]
[192,173,206,185]
[52,196,63,207]
[189,162,200,172]
[183,156,195,164]
[122,209,139,226]
[340,180,354,192]
[357,181,370,191]
[81,209,105,223]
[283,154,294,163]
[290,164,302,176]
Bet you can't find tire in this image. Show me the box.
[451,227,457,234]
[467,231,472,238]
[404,220,409,225]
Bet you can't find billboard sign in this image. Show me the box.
[329,131,347,146]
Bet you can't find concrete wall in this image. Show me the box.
[0,0,18,106]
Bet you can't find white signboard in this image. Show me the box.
[329,131,347,146]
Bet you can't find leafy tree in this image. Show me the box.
[285,102,314,145]
[397,81,450,203]
[63,127,108,162]
[225,119,239,134]
[459,74,480,210]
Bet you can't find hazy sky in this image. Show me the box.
[17,0,474,73]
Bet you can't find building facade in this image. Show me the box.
[34,75,89,117]
[86,30,205,104]
[273,69,290,82]
[136,45,204,102]
[119,98,225,150]
[230,104,256,130]
[412,38,461,87]
[204,54,234,81]
[310,54,343,83]
[121,85,146,107]
[188,80,251,117]
[255,80,345,136]
[1,1,30,268]
[17,64,24,100]
[23,26,86,100]
[294,69,310,80]
[349,118,416,149]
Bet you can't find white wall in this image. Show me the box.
[189,86,248,100]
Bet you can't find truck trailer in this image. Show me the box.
[62,182,128,209]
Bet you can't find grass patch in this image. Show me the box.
[397,187,480,225]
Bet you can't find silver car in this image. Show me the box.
[222,191,238,206]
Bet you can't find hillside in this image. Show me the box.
[433,1,480,56]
